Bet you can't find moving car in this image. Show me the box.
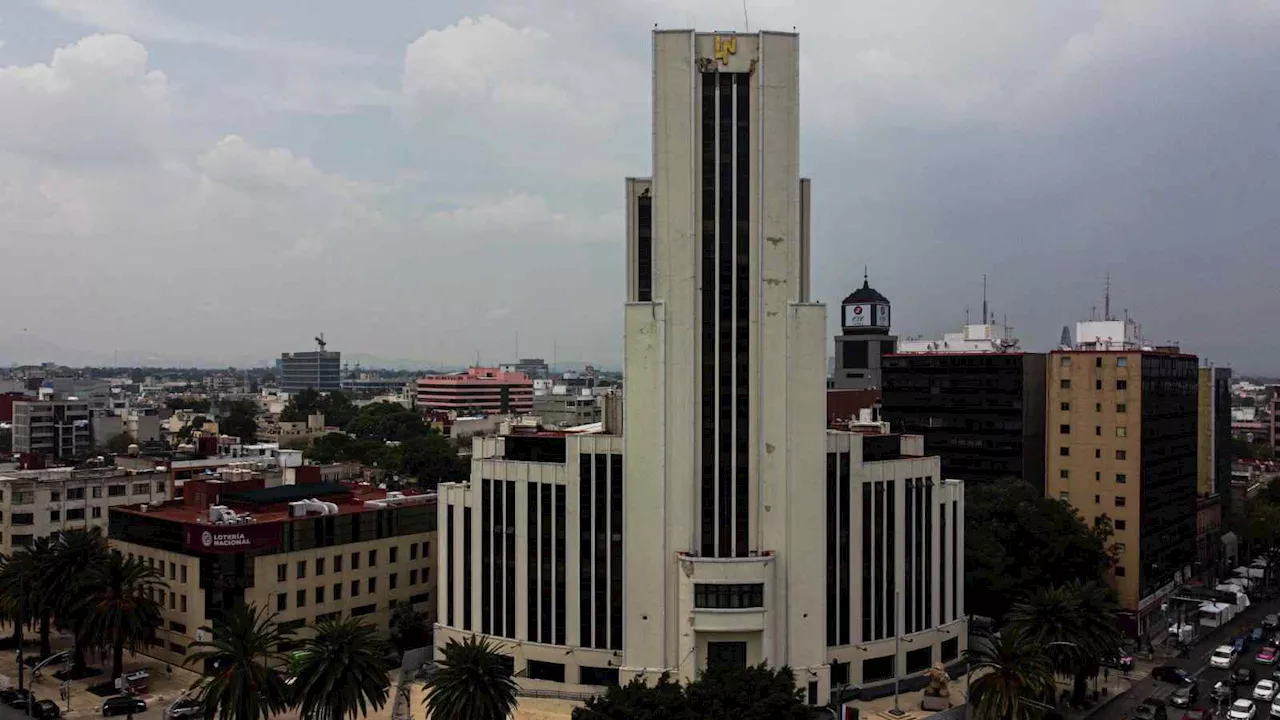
[1231,699,1259,720]
[1134,700,1169,720]
[1154,666,1196,684]
[31,699,62,719]
[1102,655,1136,672]
[1171,683,1201,708]
[165,697,202,719]
[1265,614,1279,631]
[1271,700,1280,719]
[1238,668,1261,685]
[1257,680,1280,702]
[1215,645,1243,669]
[1261,647,1280,665]
[101,696,147,717]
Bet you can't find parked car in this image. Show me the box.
[1102,655,1136,672]
[1154,666,1196,684]
[1134,700,1170,720]
[4,688,36,709]
[1231,699,1259,720]
[1238,668,1261,686]
[165,697,202,719]
[1264,614,1279,631]
[1271,700,1280,720]
[1261,647,1280,665]
[101,696,147,717]
[1256,680,1279,702]
[31,699,62,719]
[1216,645,1243,669]
[1171,683,1201,708]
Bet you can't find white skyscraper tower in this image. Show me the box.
[622,29,829,688]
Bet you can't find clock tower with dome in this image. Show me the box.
[832,270,896,389]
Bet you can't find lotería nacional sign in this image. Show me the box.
[185,523,281,553]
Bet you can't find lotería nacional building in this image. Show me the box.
[434,29,966,706]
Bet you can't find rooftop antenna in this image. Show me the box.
[743,0,750,31]
[982,274,988,325]
[965,306,970,324]
[1104,273,1112,321]
[315,333,327,352]
[864,264,869,285]
[1091,305,1097,321]
[515,330,519,361]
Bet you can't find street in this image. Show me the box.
[1096,596,1280,720]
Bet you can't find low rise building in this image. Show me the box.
[11,400,92,459]
[416,368,533,416]
[532,391,601,428]
[109,481,437,669]
[0,466,168,553]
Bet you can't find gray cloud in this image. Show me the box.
[0,0,1276,372]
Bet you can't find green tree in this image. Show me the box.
[0,538,60,657]
[281,388,323,422]
[186,603,294,720]
[347,402,429,442]
[965,477,1116,621]
[1005,580,1122,705]
[965,630,1057,720]
[423,636,518,720]
[79,550,167,680]
[388,605,432,654]
[219,400,261,442]
[575,664,808,720]
[105,432,137,455]
[50,528,110,674]
[168,397,212,413]
[574,674,687,720]
[290,617,391,720]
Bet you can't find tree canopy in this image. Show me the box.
[965,477,1116,622]
[167,397,212,413]
[281,389,357,428]
[218,399,260,442]
[303,402,466,488]
[574,665,808,720]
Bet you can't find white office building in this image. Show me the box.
[435,29,966,705]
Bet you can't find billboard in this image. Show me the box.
[874,304,890,328]
[843,303,870,327]
[185,523,281,554]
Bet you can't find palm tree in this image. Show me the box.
[50,528,109,674]
[185,603,293,720]
[1006,580,1122,705]
[424,636,518,720]
[0,540,60,658]
[78,549,167,680]
[965,629,1056,720]
[290,617,391,720]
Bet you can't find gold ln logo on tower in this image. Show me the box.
[714,35,737,65]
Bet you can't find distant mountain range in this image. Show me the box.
[0,334,617,372]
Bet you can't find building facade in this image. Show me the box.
[279,351,342,393]
[108,482,436,668]
[881,352,1047,490]
[434,29,965,707]
[831,276,896,390]
[0,466,168,553]
[532,393,602,428]
[11,400,92,459]
[1196,367,1233,583]
[501,359,550,380]
[1045,348,1199,638]
[416,368,534,416]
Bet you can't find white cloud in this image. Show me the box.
[427,193,620,245]
[402,15,555,105]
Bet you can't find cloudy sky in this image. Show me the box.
[1,1,1277,372]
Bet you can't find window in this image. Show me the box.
[1117,357,1127,368]
[1116,403,1127,413]
[1115,496,1126,507]
[91,507,101,518]
[1116,380,1128,390]
[315,611,340,623]
[1059,492,1070,501]
[1116,474,1127,483]
[169,592,176,609]
[11,513,34,526]
[296,561,306,579]
[296,589,306,608]
[333,583,342,601]
[1060,402,1071,411]
[1095,380,1102,390]
[528,660,566,683]
[906,647,933,674]
[67,508,84,520]
[863,656,894,683]
[1095,357,1103,368]
[277,564,287,582]
[1095,449,1102,459]
[1095,403,1102,412]
[422,541,430,557]
[1095,471,1101,481]
[1094,494,1100,503]
[941,638,960,663]
[315,586,325,604]
[49,510,60,522]
[276,593,287,611]
[1116,520,1126,530]
[1116,427,1128,438]
[1059,447,1070,457]
[168,562,175,580]
[107,484,126,497]
[169,642,185,653]
[367,577,377,594]
[181,565,187,583]
[12,535,31,547]
[1059,469,1070,479]
[693,583,764,609]
[1095,426,1102,436]
[1116,450,1127,460]
[1060,424,1071,434]
[277,619,306,633]
[67,487,85,500]
[12,491,33,505]
[409,591,430,605]
[368,549,377,567]
[1115,543,1127,553]
[316,557,325,576]
[1060,379,1071,389]
[581,666,620,687]
[389,546,398,563]
[169,621,186,633]
[410,569,419,585]
[1060,356,1071,367]
[131,483,148,495]
[351,580,359,597]
[351,604,376,617]
[50,490,61,502]
[1115,566,1126,577]
[155,482,165,493]
[181,595,187,612]
[92,487,102,499]
[410,544,419,560]
[351,553,360,570]
[389,573,398,590]
[334,555,343,572]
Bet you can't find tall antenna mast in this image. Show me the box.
[982,275,988,325]
[1104,273,1112,321]
[743,0,750,31]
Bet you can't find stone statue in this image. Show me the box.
[921,662,954,711]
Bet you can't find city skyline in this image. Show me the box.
[2,2,1278,372]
